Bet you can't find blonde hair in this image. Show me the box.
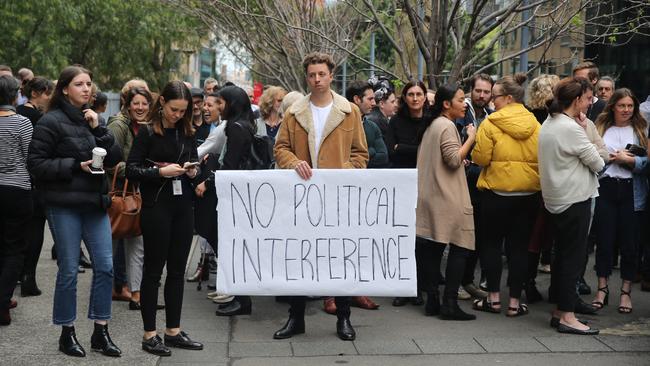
[280,91,304,115]
[526,74,559,110]
[120,79,149,107]
[258,86,287,119]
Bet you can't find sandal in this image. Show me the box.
[591,286,609,310]
[472,297,501,313]
[506,303,529,317]
[618,288,632,314]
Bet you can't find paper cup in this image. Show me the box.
[91,147,107,169]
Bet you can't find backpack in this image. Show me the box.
[235,122,275,170]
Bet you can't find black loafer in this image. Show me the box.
[129,301,165,311]
[550,317,588,328]
[557,323,599,335]
[164,331,203,350]
[142,335,171,356]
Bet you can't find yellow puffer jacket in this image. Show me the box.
[472,103,540,192]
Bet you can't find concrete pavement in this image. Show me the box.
[1,228,649,365]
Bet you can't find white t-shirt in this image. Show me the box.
[603,125,634,179]
[310,101,332,168]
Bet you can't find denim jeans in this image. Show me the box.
[46,206,113,325]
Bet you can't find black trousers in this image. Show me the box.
[23,190,45,277]
[288,296,351,319]
[480,191,539,299]
[140,197,194,331]
[0,186,32,309]
[549,199,591,312]
[461,198,481,286]
[416,237,471,300]
[641,211,650,280]
[594,178,637,281]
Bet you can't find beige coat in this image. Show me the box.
[416,116,475,250]
[274,91,368,169]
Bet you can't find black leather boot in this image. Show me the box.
[91,323,122,357]
[440,296,476,321]
[59,326,86,357]
[425,291,440,316]
[336,316,356,341]
[273,314,305,339]
[20,274,42,297]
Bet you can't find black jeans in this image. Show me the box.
[594,177,637,281]
[288,296,351,319]
[549,199,591,312]
[416,237,471,300]
[636,211,650,280]
[140,198,194,331]
[0,186,32,309]
[480,191,539,299]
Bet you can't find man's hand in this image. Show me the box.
[294,160,312,180]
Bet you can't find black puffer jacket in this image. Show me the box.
[28,100,121,209]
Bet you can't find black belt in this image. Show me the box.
[602,176,633,183]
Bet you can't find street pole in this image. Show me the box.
[369,32,376,78]
[520,0,530,73]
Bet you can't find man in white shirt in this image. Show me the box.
[273,52,368,341]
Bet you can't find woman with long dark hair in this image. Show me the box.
[210,86,256,316]
[28,65,122,357]
[388,80,432,307]
[538,77,604,335]
[591,88,649,314]
[471,74,540,317]
[415,84,477,320]
[127,80,202,356]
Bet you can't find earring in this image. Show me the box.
[158,106,163,115]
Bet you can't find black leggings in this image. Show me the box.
[416,237,471,300]
[479,191,539,299]
[140,198,194,332]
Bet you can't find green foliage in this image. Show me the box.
[0,0,206,91]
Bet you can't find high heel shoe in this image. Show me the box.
[186,254,206,282]
[591,286,609,310]
[618,288,632,314]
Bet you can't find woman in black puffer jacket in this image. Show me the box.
[28,65,122,358]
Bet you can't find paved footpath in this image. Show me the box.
[1,229,649,365]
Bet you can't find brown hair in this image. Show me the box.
[122,87,153,116]
[548,77,592,115]
[595,88,647,147]
[149,80,194,137]
[49,65,92,110]
[495,73,527,103]
[302,52,336,74]
[572,61,599,83]
[258,86,287,119]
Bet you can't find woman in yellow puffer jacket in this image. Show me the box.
[471,73,541,318]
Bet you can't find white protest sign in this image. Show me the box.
[215,169,417,296]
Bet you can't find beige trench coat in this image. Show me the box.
[415,116,475,250]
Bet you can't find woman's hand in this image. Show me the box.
[83,108,99,129]
[183,162,198,179]
[609,149,636,167]
[465,124,476,142]
[195,181,207,198]
[159,164,186,177]
[575,112,588,130]
[80,160,93,173]
[294,160,312,180]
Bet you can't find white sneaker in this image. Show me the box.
[207,291,219,299]
[457,287,472,300]
[212,295,235,304]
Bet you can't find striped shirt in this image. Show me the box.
[0,114,33,190]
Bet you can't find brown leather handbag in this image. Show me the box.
[107,171,142,239]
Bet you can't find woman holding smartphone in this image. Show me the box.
[126,80,202,356]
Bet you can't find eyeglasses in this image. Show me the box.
[491,94,506,101]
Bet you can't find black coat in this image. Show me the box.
[28,101,121,209]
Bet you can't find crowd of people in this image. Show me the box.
[0,54,649,359]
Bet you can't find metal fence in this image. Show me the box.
[99,92,121,122]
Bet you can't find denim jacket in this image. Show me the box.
[632,133,649,211]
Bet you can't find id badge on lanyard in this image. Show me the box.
[172,130,184,196]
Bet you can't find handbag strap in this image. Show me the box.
[121,178,138,199]
[111,167,120,192]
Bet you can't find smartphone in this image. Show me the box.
[184,162,200,169]
[89,166,105,175]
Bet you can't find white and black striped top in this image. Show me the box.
[0,114,33,190]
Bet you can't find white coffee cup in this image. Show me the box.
[91,147,107,169]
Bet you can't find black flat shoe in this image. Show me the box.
[575,298,599,315]
[550,317,588,328]
[164,331,203,350]
[557,323,599,335]
[142,335,171,356]
[129,301,165,311]
[215,299,251,316]
[90,323,121,357]
[336,318,356,341]
[273,316,305,339]
[59,326,86,357]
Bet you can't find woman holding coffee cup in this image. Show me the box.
[126,80,202,356]
[27,65,122,358]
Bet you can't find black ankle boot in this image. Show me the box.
[20,274,42,297]
[440,296,476,321]
[336,316,356,341]
[425,291,440,316]
[91,323,122,357]
[59,326,86,357]
[273,315,305,339]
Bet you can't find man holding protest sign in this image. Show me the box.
[272,52,369,341]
